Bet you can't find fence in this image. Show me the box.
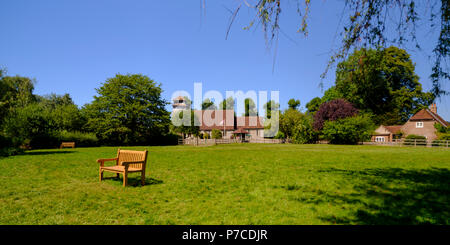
[363,139,449,148]
[178,138,284,145]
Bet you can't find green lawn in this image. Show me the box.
[0,144,449,225]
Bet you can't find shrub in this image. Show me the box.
[322,115,374,144]
[437,133,450,141]
[291,114,318,144]
[274,131,285,139]
[57,131,99,147]
[403,134,427,146]
[313,99,358,131]
[211,129,222,139]
[0,134,23,157]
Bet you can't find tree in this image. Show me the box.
[0,74,36,122]
[322,115,374,144]
[211,129,222,139]
[264,100,280,118]
[279,108,304,139]
[291,114,317,144]
[287,99,300,110]
[201,98,217,110]
[171,109,200,138]
[83,74,170,145]
[334,47,434,125]
[244,98,257,116]
[224,0,449,97]
[305,97,321,114]
[313,99,358,131]
[219,97,235,110]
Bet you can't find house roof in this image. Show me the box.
[236,116,265,129]
[384,125,403,134]
[173,96,185,101]
[194,110,235,131]
[409,109,448,127]
[232,128,249,134]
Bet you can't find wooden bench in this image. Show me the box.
[97,149,148,187]
[60,142,75,149]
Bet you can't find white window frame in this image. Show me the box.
[375,136,385,142]
[416,122,424,128]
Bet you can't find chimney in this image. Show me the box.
[429,103,437,114]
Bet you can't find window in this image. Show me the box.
[375,136,385,142]
[416,122,424,128]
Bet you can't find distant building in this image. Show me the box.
[194,110,266,140]
[372,104,448,142]
[172,96,190,111]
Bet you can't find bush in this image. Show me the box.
[201,132,210,139]
[211,129,222,139]
[322,115,374,144]
[274,131,285,139]
[0,134,23,157]
[291,115,318,144]
[403,134,427,146]
[313,99,358,131]
[57,131,99,147]
[437,133,450,141]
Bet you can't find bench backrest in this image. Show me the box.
[60,142,75,147]
[117,149,148,170]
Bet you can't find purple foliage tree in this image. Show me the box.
[313,99,358,131]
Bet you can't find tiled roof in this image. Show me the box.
[194,110,235,131]
[409,109,434,120]
[409,109,448,127]
[384,125,403,134]
[232,128,249,134]
[236,116,265,129]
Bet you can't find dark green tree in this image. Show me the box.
[201,98,217,110]
[244,98,257,116]
[264,100,280,118]
[334,47,434,125]
[219,97,235,110]
[170,109,200,138]
[287,98,300,110]
[305,97,321,114]
[82,74,170,145]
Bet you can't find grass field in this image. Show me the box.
[0,144,449,225]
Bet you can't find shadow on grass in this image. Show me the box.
[103,176,164,187]
[297,167,449,224]
[24,150,76,156]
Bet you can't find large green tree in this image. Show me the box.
[334,46,434,125]
[83,74,170,145]
[219,96,235,110]
[201,98,217,110]
[244,98,257,116]
[0,74,36,122]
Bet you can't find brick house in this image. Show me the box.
[193,110,265,139]
[372,104,449,142]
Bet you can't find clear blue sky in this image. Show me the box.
[1,0,449,120]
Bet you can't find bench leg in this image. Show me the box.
[123,172,128,187]
[141,171,145,186]
[99,169,103,182]
[116,173,120,179]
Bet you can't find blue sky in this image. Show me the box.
[1,0,449,119]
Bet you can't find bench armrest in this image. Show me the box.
[97,158,118,166]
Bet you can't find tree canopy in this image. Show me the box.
[334,46,434,125]
[287,98,300,110]
[83,74,170,145]
[201,98,217,110]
